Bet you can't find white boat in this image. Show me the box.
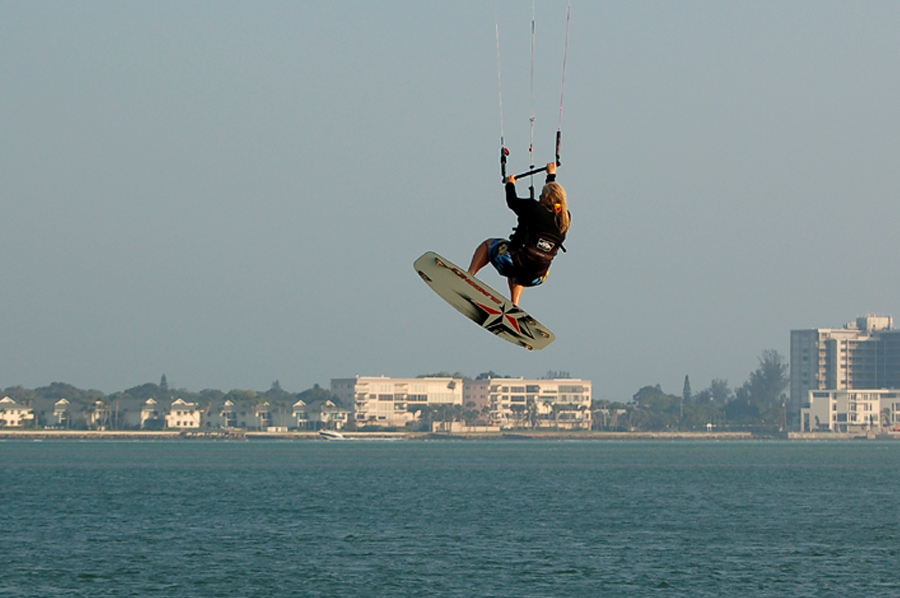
[319,429,344,440]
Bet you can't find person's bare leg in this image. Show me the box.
[508,280,525,306]
[468,240,490,276]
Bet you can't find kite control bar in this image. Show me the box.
[512,161,559,180]
[503,131,562,182]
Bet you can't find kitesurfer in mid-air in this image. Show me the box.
[467,162,570,306]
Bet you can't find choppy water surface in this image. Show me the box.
[2,440,899,597]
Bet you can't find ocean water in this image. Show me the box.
[1,439,899,597]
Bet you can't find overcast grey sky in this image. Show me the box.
[3,1,899,401]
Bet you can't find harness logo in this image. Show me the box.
[536,238,555,252]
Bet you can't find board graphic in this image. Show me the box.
[414,251,555,351]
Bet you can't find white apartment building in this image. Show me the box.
[332,376,463,428]
[466,377,593,430]
[790,314,899,428]
[800,389,900,434]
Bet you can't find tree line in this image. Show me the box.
[598,350,790,433]
[1,377,338,430]
[3,352,789,432]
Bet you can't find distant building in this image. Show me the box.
[292,400,311,430]
[791,315,900,428]
[0,396,35,427]
[800,389,900,434]
[332,376,464,428]
[165,398,202,429]
[331,375,592,430]
[204,399,262,430]
[466,377,593,429]
[141,398,164,429]
[309,399,350,430]
[251,401,293,431]
[254,401,272,430]
[204,399,237,429]
[89,400,111,430]
[53,398,72,428]
[221,399,237,428]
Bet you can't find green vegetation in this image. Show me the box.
[1,379,341,430]
[3,350,790,433]
[597,350,790,434]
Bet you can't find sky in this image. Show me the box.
[2,1,899,402]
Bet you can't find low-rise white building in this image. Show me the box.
[141,398,164,429]
[332,376,463,428]
[166,398,202,429]
[89,400,111,430]
[0,396,35,427]
[254,401,272,430]
[293,400,311,430]
[801,389,900,433]
[204,399,237,429]
[53,398,72,428]
[251,401,294,431]
[310,399,350,430]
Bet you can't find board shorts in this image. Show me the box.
[487,238,548,287]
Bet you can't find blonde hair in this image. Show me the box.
[541,181,570,234]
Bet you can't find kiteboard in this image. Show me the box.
[413,251,555,351]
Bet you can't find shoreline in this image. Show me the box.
[0,429,749,440]
[2,429,897,440]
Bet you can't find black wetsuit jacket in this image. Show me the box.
[504,173,568,282]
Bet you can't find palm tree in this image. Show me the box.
[526,397,538,428]
[509,405,526,429]
[541,399,554,428]
[463,407,480,426]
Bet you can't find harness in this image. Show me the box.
[510,226,566,279]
